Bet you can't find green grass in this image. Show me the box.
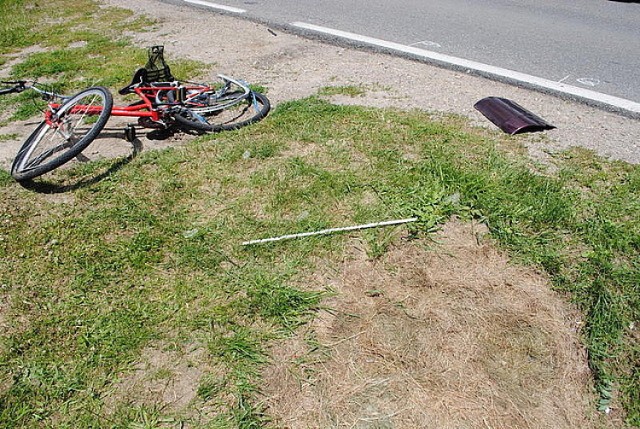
[0,0,152,55]
[0,0,204,123]
[318,85,367,97]
[1,97,638,427]
[0,1,639,428]
[0,133,18,141]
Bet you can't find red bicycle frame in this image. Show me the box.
[45,82,215,125]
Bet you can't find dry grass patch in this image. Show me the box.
[261,219,604,429]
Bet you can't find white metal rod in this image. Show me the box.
[241,217,418,246]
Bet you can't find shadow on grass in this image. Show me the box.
[18,133,143,194]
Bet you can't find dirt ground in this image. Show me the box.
[2,0,635,427]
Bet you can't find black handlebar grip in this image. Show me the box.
[0,81,26,95]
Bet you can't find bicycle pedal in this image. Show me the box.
[138,117,166,129]
[124,124,137,142]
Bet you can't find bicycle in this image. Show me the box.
[1,70,270,182]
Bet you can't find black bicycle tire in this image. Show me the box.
[173,91,270,133]
[11,86,112,182]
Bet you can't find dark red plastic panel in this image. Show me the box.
[474,97,556,135]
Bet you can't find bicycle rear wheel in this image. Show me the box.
[174,91,270,133]
[11,87,112,182]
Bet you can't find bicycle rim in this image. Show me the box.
[175,91,270,133]
[11,87,112,181]
[185,89,247,115]
[183,74,251,115]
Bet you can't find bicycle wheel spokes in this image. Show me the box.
[16,92,102,170]
[185,90,246,112]
[20,127,74,170]
[62,91,105,136]
[173,91,270,133]
[11,87,113,182]
[185,75,251,115]
[215,91,270,131]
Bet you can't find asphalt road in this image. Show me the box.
[175,0,640,106]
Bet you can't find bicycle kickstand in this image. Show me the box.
[124,124,137,143]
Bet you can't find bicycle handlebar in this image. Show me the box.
[0,80,28,95]
[0,80,68,102]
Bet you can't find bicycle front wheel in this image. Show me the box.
[11,86,112,182]
[174,91,270,133]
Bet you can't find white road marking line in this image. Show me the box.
[577,77,601,87]
[183,0,246,14]
[292,22,640,116]
[410,40,442,49]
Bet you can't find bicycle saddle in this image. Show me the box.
[118,68,148,95]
